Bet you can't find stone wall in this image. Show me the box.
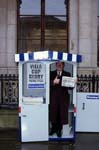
[0,0,18,129]
[0,0,17,74]
[69,0,98,75]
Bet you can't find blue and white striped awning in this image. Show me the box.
[15,51,82,63]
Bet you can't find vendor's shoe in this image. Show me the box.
[57,130,62,137]
[49,129,56,136]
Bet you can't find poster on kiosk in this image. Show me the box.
[15,51,82,142]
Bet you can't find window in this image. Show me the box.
[18,0,69,53]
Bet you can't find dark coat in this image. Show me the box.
[50,70,71,125]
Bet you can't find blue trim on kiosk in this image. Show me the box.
[15,51,82,63]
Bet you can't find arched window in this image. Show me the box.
[18,0,69,52]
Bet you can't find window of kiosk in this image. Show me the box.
[49,62,74,137]
[22,62,46,104]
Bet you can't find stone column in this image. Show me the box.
[78,0,98,74]
[69,0,98,74]
[0,0,8,74]
[6,0,17,74]
[0,0,17,74]
[69,0,79,54]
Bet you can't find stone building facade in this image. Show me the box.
[0,0,98,128]
[0,0,98,75]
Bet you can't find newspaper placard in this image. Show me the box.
[62,76,76,88]
[27,63,45,89]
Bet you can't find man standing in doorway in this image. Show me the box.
[49,61,71,137]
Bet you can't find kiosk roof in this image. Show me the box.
[15,51,82,63]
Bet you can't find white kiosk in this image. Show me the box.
[15,51,82,142]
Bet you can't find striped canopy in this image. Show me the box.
[15,51,82,63]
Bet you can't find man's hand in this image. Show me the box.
[53,77,60,85]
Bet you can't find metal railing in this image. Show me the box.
[0,74,99,108]
[0,74,18,109]
[77,74,99,93]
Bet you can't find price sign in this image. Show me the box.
[27,63,45,89]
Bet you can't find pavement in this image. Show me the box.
[0,129,99,150]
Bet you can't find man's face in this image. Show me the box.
[56,62,64,71]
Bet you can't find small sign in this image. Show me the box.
[86,95,99,100]
[27,63,45,89]
[62,76,76,87]
[22,96,43,104]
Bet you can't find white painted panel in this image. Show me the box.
[21,104,48,142]
[76,93,99,132]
